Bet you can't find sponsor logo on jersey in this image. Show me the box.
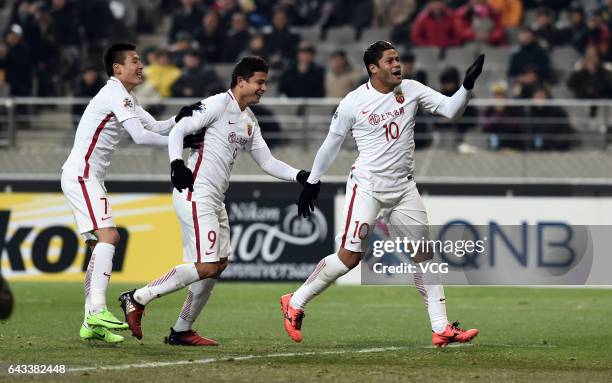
[122,98,133,109]
[367,107,405,126]
[228,132,248,146]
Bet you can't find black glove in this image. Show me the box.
[297,181,321,218]
[170,159,194,192]
[183,130,204,150]
[175,101,202,123]
[296,170,310,186]
[462,54,485,90]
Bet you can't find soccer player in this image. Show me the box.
[281,41,483,347]
[61,42,201,344]
[119,56,311,346]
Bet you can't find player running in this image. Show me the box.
[61,42,201,344]
[118,56,311,346]
[281,41,483,347]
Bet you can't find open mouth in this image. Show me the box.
[391,69,401,79]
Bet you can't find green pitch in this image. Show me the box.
[1,282,611,382]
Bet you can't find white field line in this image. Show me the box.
[68,343,553,373]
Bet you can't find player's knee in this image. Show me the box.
[195,262,223,279]
[94,228,120,246]
[338,248,362,269]
[217,259,229,275]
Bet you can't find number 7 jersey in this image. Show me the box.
[332,79,446,192]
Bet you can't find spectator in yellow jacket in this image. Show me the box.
[143,49,181,97]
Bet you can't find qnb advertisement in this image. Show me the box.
[345,196,612,286]
[0,192,334,282]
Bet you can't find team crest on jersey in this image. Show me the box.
[333,110,339,119]
[123,98,133,109]
[247,123,253,136]
[394,91,405,104]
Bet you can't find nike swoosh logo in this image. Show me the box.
[205,251,216,255]
[228,121,237,124]
[101,216,112,221]
[350,240,360,244]
[361,109,370,115]
[103,273,111,277]
[99,318,124,325]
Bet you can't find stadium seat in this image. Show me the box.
[326,26,356,45]
[359,27,390,44]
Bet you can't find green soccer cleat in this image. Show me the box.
[79,325,124,343]
[86,309,129,330]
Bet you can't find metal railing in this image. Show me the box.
[0,97,611,150]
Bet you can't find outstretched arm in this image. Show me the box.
[251,144,300,181]
[306,130,345,184]
[122,118,168,146]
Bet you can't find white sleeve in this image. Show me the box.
[306,130,345,184]
[329,97,356,136]
[122,118,168,146]
[250,146,299,182]
[168,98,224,161]
[434,86,471,119]
[136,105,175,135]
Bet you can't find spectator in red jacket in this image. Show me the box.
[454,0,507,46]
[411,0,459,48]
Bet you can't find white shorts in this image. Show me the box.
[173,189,231,263]
[61,170,115,238]
[336,179,429,252]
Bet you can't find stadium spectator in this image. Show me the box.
[144,49,181,97]
[454,0,507,46]
[555,3,589,53]
[400,51,428,85]
[278,41,325,98]
[50,0,80,48]
[4,24,33,97]
[168,0,204,43]
[171,49,225,98]
[567,45,612,118]
[29,4,59,97]
[483,82,527,150]
[76,0,115,48]
[0,43,9,97]
[217,0,242,30]
[325,50,362,98]
[193,10,226,64]
[487,0,523,28]
[508,27,553,86]
[528,87,573,151]
[410,0,460,48]
[320,0,373,40]
[434,67,479,151]
[263,6,300,63]
[221,13,252,63]
[531,7,556,50]
[383,0,418,48]
[523,0,573,16]
[241,34,270,62]
[250,104,284,148]
[72,64,105,125]
[170,31,194,68]
[585,10,611,60]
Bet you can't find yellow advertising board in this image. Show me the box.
[1,192,184,283]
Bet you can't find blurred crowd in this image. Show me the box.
[1,0,612,151]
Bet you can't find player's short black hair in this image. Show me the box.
[104,42,137,77]
[230,55,269,88]
[363,41,397,76]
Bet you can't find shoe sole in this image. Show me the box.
[164,336,218,346]
[433,332,478,348]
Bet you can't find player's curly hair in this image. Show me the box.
[363,41,396,76]
[104,42,137,77]
[230,55,269,88]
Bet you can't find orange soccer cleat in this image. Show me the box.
[280,293,305,342]
[432,321,479,348]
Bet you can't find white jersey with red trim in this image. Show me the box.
[62,77,158,180]
[179,91,267,207]
[332,79,445,192]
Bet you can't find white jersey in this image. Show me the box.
[178,90,268,206]
[62,77,169,180]
[332,79,445,192]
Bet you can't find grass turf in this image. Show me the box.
[0,282,611,382]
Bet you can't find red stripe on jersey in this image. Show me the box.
[83,113,113,178]
[187,133,205,201]
[340,184,358,248]
[227,91,234,100]
[192,201,201,263]
[78,176,98,231]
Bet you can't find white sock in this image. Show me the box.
[88,243,115,314]
[173,278,216,332]
[83,252,94,325]
[134,263,200,306]
[290,253,349,310]
[414,263,448,333]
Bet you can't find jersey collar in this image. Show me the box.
[367,80,393,96]
[226,89,241,112]
[109,76,132,95]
